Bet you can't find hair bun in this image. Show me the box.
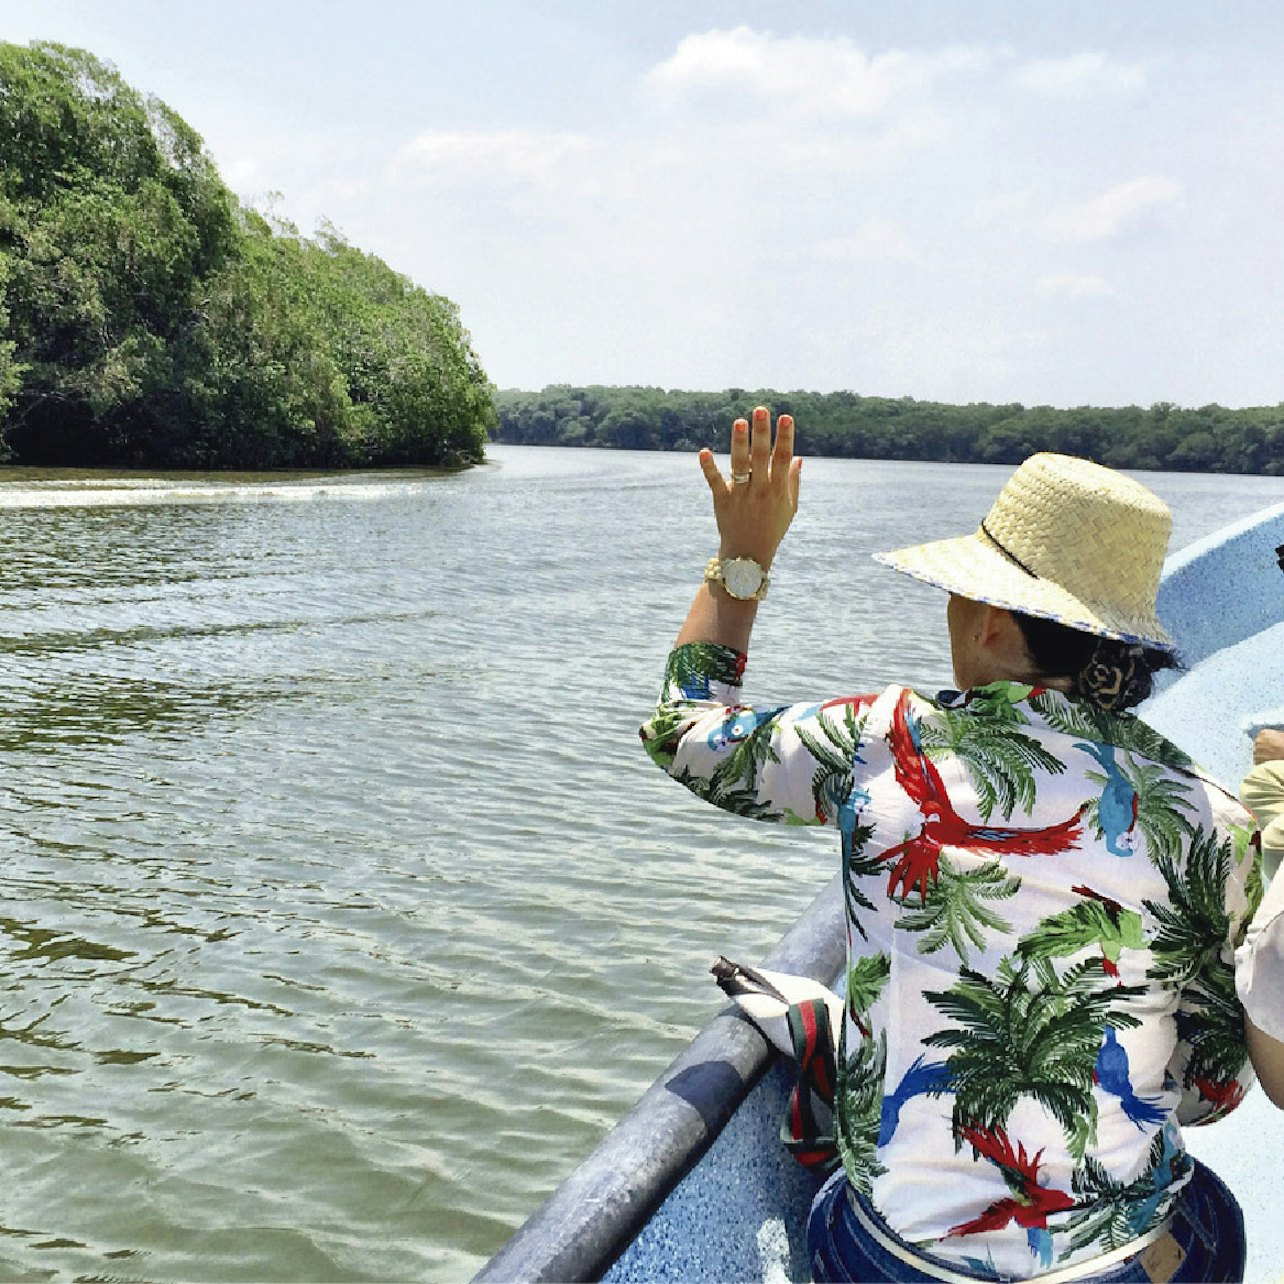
[1078,640,1150,713]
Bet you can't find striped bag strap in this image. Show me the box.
[780,996,840,1172]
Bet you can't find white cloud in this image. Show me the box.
[394,129,593,187]
[1036,273,1117,299]
[969,189,1035,228]
[812,218,923,265]
[1011,52,1146,98]
[645,27,989,120]
[846,306,1035,403]
[1040,176,1182,242]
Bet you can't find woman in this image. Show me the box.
[641,409,1261,1282]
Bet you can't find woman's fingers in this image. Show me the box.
[750,406,772,473]
[698,447,724,495]
[772,414,794,483]
[701,408,797,500]
[729,417,750,478]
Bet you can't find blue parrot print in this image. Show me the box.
[1075,742,1139,857]
[879,1054,955,1145]
[1094,1026,1166,1129]
[1128,1123,1187,1233]
[706,707,775,751]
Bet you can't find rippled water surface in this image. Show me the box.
[0,448,1281,1282]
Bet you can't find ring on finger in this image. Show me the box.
[730,470,752,484]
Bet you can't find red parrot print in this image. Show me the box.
[882,691,1086,901]
[1192,1075,1245,1116]
[950,1125,1075,1266]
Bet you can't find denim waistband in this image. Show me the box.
[844,1184,1173,1284]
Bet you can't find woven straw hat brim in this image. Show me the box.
[873,531,1176,650]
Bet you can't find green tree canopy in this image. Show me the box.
[0,40,493,468]
[493,386,1284,475]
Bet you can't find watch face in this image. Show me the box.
[723,559,763,599]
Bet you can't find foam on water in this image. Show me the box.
[0,475,438,507]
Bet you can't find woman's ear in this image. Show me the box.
[977,606,1032,670]
[976,604,1013,648]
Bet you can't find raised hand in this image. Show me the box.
[697,406,802,570]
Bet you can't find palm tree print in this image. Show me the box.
[919,694,1065,822]
[846,952,891,1034]
[1144,827,1235,987]
[895,856,1022,965]
[664,642,745,699]
[1175,957,1250,1116]
[1064,1124,1190,1251]
[790,701,871,827]
[837,1029,887,1195]
[1029,692,1193,772]
[925,957,1144,1157]
[669,763,783,822]
[1109,756,1197,864]
[844,817,881,939]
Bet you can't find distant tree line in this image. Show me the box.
[494,386,1284,474]
[0,41,493,469]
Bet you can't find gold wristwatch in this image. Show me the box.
[705,556,769,601]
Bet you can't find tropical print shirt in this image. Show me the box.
[641,643,1261,1279]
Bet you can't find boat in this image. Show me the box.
[476,500,1284,1284]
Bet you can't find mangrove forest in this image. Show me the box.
[494,388,1284,475]
[0,41,493,469]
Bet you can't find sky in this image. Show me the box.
[4,1,1284,408]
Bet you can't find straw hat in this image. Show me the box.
[875,453,1175,650]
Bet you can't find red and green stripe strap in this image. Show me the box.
[780,997,839,1172]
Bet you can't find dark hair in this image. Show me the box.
[1013,613,1181,714]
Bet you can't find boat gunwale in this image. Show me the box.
[473,872,846,1283]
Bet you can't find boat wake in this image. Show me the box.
[0,477,440,508]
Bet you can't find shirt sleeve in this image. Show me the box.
[639,642,877,827]
[1169,803,1263,1126]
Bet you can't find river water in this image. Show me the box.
[0,445,1280,1283]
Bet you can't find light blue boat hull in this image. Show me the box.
[602,1058,823,1283]
[479,501,1284,1283]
